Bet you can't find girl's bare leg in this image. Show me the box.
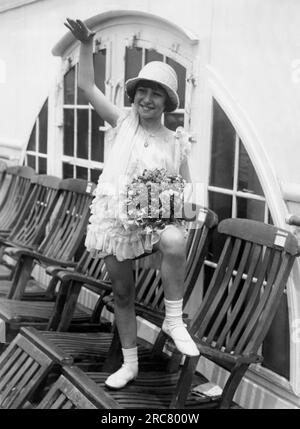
[104,255,136,348]
[104,255,139,389]
[157,226,186,300]
[157,226,199,356]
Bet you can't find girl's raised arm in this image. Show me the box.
[64,18,121,127]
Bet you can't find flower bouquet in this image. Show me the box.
[124,169,186,245]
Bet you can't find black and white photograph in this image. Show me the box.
[0,0,299,412]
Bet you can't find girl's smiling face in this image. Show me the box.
[133,80,167,120]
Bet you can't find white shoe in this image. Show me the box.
[162,320,199,356]
[105,364,138,390]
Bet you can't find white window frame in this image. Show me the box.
[208,132,269,223]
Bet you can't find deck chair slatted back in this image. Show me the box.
[6,175,61,249]
[76,251,109,280]
[192,219,298,358]
[0,179,98,328]
[0,334,53,409]
[36,179,95,261]
[0,166,35,232]
[0,178,94,298]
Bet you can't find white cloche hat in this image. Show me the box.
[125,61,180,112]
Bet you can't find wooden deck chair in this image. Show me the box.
[0,166,35,236]
[0,333,54,409]
[0,179,108,345]
[0,174,60,280]
[46,219,299,410]
[18,207,217,377]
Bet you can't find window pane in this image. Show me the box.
[27,154,36,170]
[39,100,48,154]
[164,112,184,131]
[268,210,273,225]
[77,88,88,105]
[238,140,264,196]
[124,47,143,106]
[237,197,265,222]
[166,58,186,109]
[94,49,106,94]
[145,50,163,63]
[209,100,235,189]
[63,163,74,179]
[63,110,74,156]
[91,168,102,184]
[38,157,47,174]
[77,65,88,105]
[77,109,89,159]
[91,110,104,162]
[64,66,75,104]
[208,191,232,262]
[76,166,88,180]
[28,123,36,151]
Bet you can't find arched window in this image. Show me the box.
[207,99,289,379]
[24,99,48,173]
[52,13,197,182]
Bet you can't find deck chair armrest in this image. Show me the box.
[5,247,42,260]
[197,341,262,366]
[6,247,77,268]
[4,246,26,257]
[56,271,112,292]
[32,254,77,268]
[83,282,113,296]
[46,265,75,277]
[62,366,123,409]
[0,236,9,246]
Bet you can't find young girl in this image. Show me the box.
[64,18,199,390]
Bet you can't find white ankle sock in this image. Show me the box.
[163,298,199,356]
[122,346,138,368]
[105,347,138,390]
[164,298,185,328]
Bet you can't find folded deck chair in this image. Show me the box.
[0,335,120,409]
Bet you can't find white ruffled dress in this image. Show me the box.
[85,107,191,262]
